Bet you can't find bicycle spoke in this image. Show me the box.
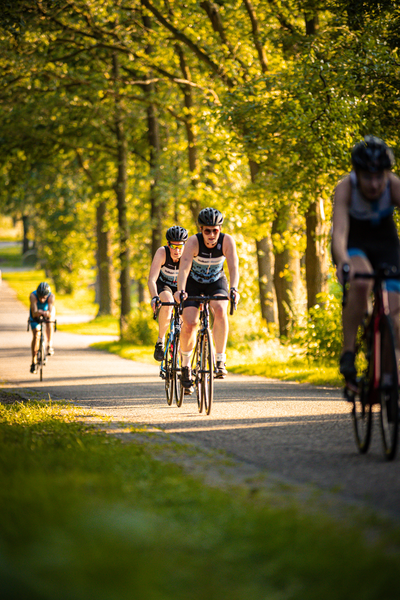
[173,335,184,407]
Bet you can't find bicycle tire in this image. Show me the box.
[352,324,373,453]
[164,335,173,406]
[39,333,45,382]
[379,314,399,461]
[173,333,184,407]
[193,336,203,413]
[201,329,214,416]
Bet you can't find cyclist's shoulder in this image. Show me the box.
[389,172,400,203]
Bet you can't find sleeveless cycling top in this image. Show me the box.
[30,290,50,319]
[157,246,180,288]
[349,170,393,225]
[189,232,226,284]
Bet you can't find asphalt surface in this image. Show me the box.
[1,279,399,519]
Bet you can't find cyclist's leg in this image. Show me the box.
[158,288,174,339]
[341,252,373,379]
[209,278,229,377]
[31,326,40,363]
[388,290,400,377]
[46,306,56,353]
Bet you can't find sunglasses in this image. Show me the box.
[169,242,185,249]
[203,227,220,235]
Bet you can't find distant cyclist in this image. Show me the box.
[332,135,400,382]
[29,281,56,374]
[148,226,189,361]
[174,207,239,387]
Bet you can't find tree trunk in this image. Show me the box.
[113,53,131,337]
[249,159,277,326]
[96,200,116,316]
[22,215,29,254]
[305,198,329,310]
[256,237,277,324]
[177,45,202,224]
[142,13,165,258]
[272,205,302,338]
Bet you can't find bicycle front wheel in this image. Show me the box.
[164,335,173,406]
[352,323,373,453]
[379,314,399,461]
[39,334,45,382]
[201,329,214,416]
[192,337,203,413]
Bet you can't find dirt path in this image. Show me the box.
[1,280,399,520]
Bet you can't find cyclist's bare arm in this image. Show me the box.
[222,234,240,303]
[175,235,199,302]
[47,293,55,318]
[389,172,400,208]
[147,247,166,304]
[332,175,352,284]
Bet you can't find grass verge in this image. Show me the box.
[1,391,399,600]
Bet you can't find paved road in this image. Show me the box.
[1,280,399,519]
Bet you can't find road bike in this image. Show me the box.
[185,293,236,416]
[342,265,400,460]
[154,301,183,407]
[27,316,57,381]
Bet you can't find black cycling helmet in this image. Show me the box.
[37,282,51,297]
[351,135,395,173]
[198,207,224,227]
[166,226,188,243]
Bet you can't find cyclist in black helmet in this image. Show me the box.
[332,135,400,382]
[29,282,56,373]
[148,226,189,361]
[174,207,239,385]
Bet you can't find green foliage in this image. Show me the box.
[124,304,158,345]
[295,293,343,364]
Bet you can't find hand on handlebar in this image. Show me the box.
[174,290,187,304]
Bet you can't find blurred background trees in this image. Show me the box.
[0,0,399,339]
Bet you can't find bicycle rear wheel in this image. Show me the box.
[351,324,373,453]
[164,335,173,406]
[201,329,214,416]
[173,334,184,407]
[379,314,399,461]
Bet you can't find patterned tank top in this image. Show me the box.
[189,232,226,284]
[157,246,180,287]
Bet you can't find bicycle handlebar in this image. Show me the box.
[27,317,57,331]
[342,264,400,307]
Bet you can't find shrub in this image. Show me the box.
[295,293,342,364]
[124,304,158,345]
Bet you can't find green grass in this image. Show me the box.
[57,314,119,335]
[1,394,399,600]
[0,244,23,268]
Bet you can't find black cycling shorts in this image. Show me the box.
[156,281,177,296]
[183,275,229,309]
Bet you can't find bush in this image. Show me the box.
[124,304,158,345]
[295,293,342,364]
